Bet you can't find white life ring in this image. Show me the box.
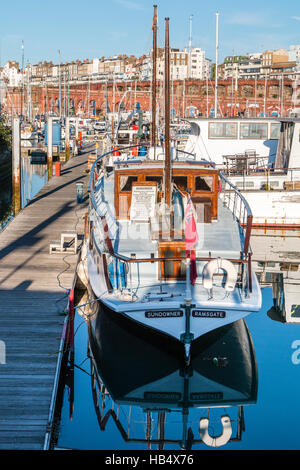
[202,257,237,292]
[199,415,232,447]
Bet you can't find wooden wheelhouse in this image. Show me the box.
[114,161,220,281]
[114,162,219,222]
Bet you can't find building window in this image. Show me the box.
[240,123,268,140]
[208,122,238,139]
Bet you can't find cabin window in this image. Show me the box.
[240,123,268,140]
[291,305,300,317]
[270,123,280,139]
[120,176,138,192]
[208,122,237,139]
[146,175,163,189]
[159,245,187,280]
[280,263,299,272]
[164,250,175,278]
[172,176,188,192]
[195,175,213,191]
[235,181,255,189]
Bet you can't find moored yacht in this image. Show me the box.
[86,152,261,363]
[84,14,261,364]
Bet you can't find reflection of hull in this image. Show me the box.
[87,297,258,408]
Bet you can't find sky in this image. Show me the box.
[0,0,299,66]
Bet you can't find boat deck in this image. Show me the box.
[0,149,89,449]
[101,172,242,261]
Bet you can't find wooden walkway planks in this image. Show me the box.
[0,148,90,449]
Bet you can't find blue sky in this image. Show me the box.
[0,0,299,66]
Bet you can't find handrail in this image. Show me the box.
[219,172,253,257]
[88,143,150,193]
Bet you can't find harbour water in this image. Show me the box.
[21,155,48,210]
[0,152,48,231]
[53,230,300,451]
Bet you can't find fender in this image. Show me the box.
[199,415,232,447]
[202,257,237,292]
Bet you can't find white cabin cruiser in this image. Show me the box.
[182,117,280,166]
[86,147,261,364]
[182,117,300,228]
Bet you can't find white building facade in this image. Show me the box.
[1,61,22,87]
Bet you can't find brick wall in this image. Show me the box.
[3,78,296,118]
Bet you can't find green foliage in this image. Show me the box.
[0,119,11,151]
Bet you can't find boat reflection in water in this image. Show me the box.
[85,296,258,450]
[251,230,300,324]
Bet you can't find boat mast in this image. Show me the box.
[151,5,158,150]
[164,17,171,207]
[214,12,219,118]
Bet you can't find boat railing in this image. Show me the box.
[88,143,150,193]
[88,146,252,297]
[89,224,252,298]
[219,172,253,259]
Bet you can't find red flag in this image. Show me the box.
[188,249,197,286]
[185,196,198,285]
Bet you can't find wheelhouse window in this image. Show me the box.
[270,123,280,139]
[208,122,237,139]
[172,176,188,192]
[120,176,138,191]
[146,175,163,190]
[240,123,268,140]
[195,175,213,191]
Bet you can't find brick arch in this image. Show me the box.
[284,84,293,98]
[218,84,226,96]
[241,84,254,97]
[268,84,279,98]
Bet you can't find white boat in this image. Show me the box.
[86,152,261,364]
[85,300,258,449]
[21,125,35,140]
[182,116,280,166]
[84,14,261,364]
[182,117,300,228]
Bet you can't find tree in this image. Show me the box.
[0,119,11,152]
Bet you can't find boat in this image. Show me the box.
[251,229,300,323]
[84,14,261,364]
[21,125,35,140]
[182,116,280,166]
[181,117,300,229]
[30,149,47,164]
[84,295,258,449]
